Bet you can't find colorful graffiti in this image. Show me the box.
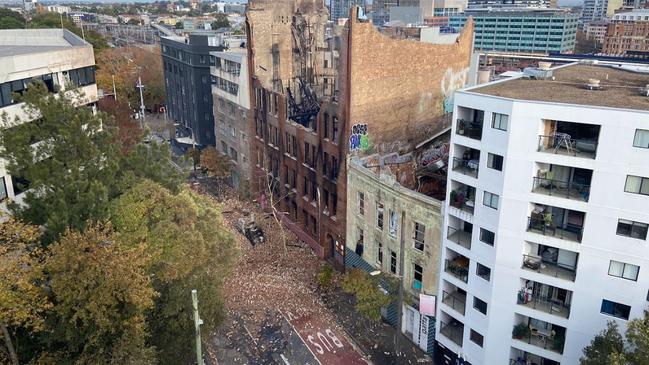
[440,67,469,113]
[349,123,369,151]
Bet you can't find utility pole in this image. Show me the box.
[136,75,145,129]
[112,74,117,101]
[191,289,204,365]
[80,17,85,41]
[393,210,406,362]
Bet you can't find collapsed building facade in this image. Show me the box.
[245,0,474,273]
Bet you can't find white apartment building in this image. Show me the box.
[0,29,98,210]
[435,62,649,365]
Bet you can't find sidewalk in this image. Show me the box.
[322,289,435,365]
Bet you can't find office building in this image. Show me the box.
[330,0,367,21]
[467,0,556,8]
[210,43,251,190]
[449,9,578,54]
[436,62,649,365]
[0,29,98,208]
[582,0,624,22]
[161,32,224,147]
[602,21,649,55]
[584,21,609,44]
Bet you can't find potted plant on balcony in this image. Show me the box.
[512,323,530,340]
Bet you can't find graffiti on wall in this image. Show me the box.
[440,67,469,113]
[349,123,369,151]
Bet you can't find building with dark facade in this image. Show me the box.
[161,33,224,146]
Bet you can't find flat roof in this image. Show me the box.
[0,29,89,57]
[470,63,649,111]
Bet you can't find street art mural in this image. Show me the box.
[349,123,369,151]
[440,67,469,113]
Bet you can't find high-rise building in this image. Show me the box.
[330,0,366,21]
[436,61,649,365]
[0,29,98,209]
[581,0,624,23]
[161,32,225,147]
[449,9,578,54]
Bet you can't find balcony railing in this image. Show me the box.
[445,258,469,283]
[513,324,565,354]
[456,119,483,140]
[532,177,590,202]
[447,226,472,250]
[452,157,479,178]
[527,217,583,243]
[517,290,571,319]
[522,254,577,282]
[538,135,598,159]
[442,290,466,315]
[440,320,464,346]
[449,192,475,215]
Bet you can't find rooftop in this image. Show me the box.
[470,63,649,111]
[0,29,89,57]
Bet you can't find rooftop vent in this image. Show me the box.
[586,78,601,90]
[523,67,553,80]
[538,61,552,70]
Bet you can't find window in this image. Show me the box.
[476,263,491,281]
[492,113,508,131]
[358,191,365,215]
[617,219,648,240]
[633,129,649,148]
[414,222,425,251]
[413,263,423,289]
[390,251,397,274]
[625,175,649,196]
[377,203,384,230]
[332,116,339,143]
[377,242,383,264]
[356,227,364,254]
[487,153,503,171]
[389,210,398,237]
[483,191,499,210]
[0,177,6,201]
[470,329,484,347]
[609,260,640,281]
[601,299,631,320]
[323,113,330,139]
[479,228,495,246]
[473,297,487,314]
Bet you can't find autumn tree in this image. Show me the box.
[0,219,49,365]
[43,223,157,364]
[200,146,231,179]
[341,269,392,322]
[110,180,238,364]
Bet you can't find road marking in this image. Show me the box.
[278,309,323,365]
[242,323,258,346]
[280,354,291,365]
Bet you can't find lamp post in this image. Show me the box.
[191,289,204,365]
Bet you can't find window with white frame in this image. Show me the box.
[625,175,649,196]
[470,329,484,347]
[633,129,649,149]
[483,191,499,209]
[608,260,640,281]
[414,222,425,251]
[492,113,508,131]
[479,228,495,246]
[487,153,503,171]
[617,219,648,240]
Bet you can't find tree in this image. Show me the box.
[109,180,238,364]
[28,13,108,51]
[581,313,649,365]
[341,269,392,322]
[626,311,649,365]
[175,21,183,29]
[581,321,626,365]
[118,142,185,194]
[211,12,230,29]
[0,9,25,29]
[43,223,157,364]
[0,83,121,242]
[575,30,601,54]
[127,18,141,26]
[0,219,49,365]
[98,97,143,154]
[200,146,231,179]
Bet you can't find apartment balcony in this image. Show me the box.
[522,253,577,282]
[442,288,467,315]
[451,145,480,178]
[512,315,566,355]
[440,317,464,347]
[449,181,476,215]
[537,120,600,159]
[455,106,484,141]
[444,251,470,283]
[447,226,472,250]
[510,348,560,365]
[517,280,572,319]
[533,163,592,202]
[527,204,585,243]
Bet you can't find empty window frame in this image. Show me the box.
[608,260,640,281]
[390,251,397,274]
[633,129,649,149]
[483,191,499,210]
[470,329,484,347]
[389,210,398,237]
[601,299,631,320]
[473,297,488,315]
[377,242,383,264]
[476,263,491,281]
[479,228,495,246]
[492,113,508,131]
[377,203,384,230]
[625,175,649,196]
[487,153,503,171]
[617,219,648,240]
[358,191,365,215]
[413,263,423,288]
[414,222,425,251]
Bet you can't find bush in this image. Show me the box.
[341,269,391,322]
[316,264,334,289]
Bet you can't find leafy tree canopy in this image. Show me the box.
[581,313,649,365]
[211,12,230,30]
[0,9,25,29]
